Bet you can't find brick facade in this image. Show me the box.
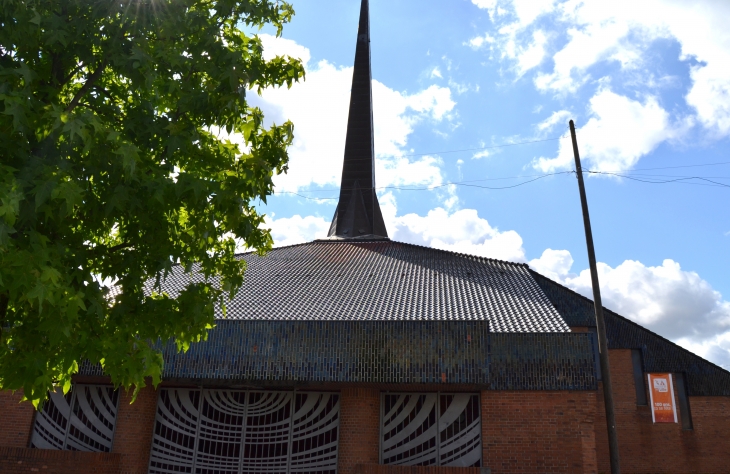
[339,387,381,474]
[353,464,482,473]
[0,447,121,473]
[0,390,35,448]
[112,385,158,474]
[595,349,730,473]
[2,371,729,474]
[481,390,597,474]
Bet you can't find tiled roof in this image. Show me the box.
[156,240,569,333]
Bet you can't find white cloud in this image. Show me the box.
[533,22,637,93]
[448,79,476,95]
[376,155,443,190]
[254,35,456,193]
[533,89,677,172]
[536,109,571,132]
[467,33,496,50]
[516,30,548,77]
[264,213,330,247]
[400,85,456,122]
[259,34,311,66]
[556,0,730,135]
[471,0,498,11]
[530,249,730,369]
[510,0,558,27]
[529,248,574,282]
[470,0,730,135]
[687,63,730,136]
[469,0,554,77]
[430,67,443,79]
[473,0,556,25]
[380,193,526,262]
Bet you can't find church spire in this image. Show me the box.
[327,0,388,239]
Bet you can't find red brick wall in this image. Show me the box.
[0,446,121,473]
[481,390,597,474]
[353,464,481,473]
[0,390,35,448]
[595,349,730,473]
[339,387,381,474]
[112,385,158,474]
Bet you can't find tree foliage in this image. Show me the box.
[0,0,304,405]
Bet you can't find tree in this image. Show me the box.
[0,0,304,405]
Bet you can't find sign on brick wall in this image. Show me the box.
[648,373,677,423]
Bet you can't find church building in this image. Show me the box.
[2,1,729,473]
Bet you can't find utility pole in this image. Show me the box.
[569,120,621,474]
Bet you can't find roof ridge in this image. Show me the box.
[387,240,530,268]
[529,269,730,376]
[233,240,317,257]
[244,238,530,269]
[174,238,532,268]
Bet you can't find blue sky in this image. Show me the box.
[246,0,730,367]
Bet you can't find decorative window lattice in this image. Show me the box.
[148,389,339,474]
[380,393,481,467]
[30,384,119,452]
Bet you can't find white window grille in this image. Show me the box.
[380,393,481,467]
[30,384,120,452]
[148,389,340,474]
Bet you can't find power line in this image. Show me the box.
[613,172,730,179]
[586,171,730,188]
[380,171,572,191]
[282,171,575,194]
[273,171,574,200]
[273,168,730,201]
[318,135,569,164]
[272,136,730,200]
[392,135,568,158]
[592,160,730,173]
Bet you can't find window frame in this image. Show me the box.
[631,349,648,406]
[674,373,693,430]
[29,384,120,452]
[379,391,482,468]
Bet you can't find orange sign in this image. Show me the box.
[647,373,677,423]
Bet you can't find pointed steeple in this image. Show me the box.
[327,0,388,239]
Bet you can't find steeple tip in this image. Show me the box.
[328,0,388,240]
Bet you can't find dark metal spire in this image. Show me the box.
[327,0,388,239]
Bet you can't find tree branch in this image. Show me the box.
[60,64,84,88]
[93,85,115,102]
[65,59,108,114]
[107,242,132,253]
[78,102,122,125]
[0,293,8,339]
[90,242,132,256]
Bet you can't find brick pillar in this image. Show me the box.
[0,390,35,448]
[112,384,158,474]
[338,387,380,474]
[581,422,597,473]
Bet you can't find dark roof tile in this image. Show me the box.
[156,240,569,333]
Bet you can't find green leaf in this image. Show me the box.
[0,0,303,407]
[30,9,41,25]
